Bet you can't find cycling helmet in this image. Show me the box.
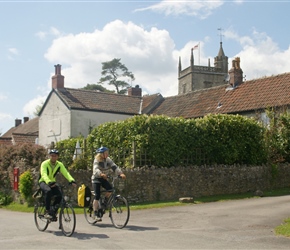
[96,147,109,154]
[49,149,59,155]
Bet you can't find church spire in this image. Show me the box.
[214,28,228,73]
[178,56,182,76]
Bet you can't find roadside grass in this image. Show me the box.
[275,218,290,237]
[1,187,290,237]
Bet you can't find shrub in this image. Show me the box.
[0,191,12,205]
[19,170,34,204]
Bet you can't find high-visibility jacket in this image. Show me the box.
[39,159,75,184]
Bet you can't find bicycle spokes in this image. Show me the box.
[60,205,76,237]
[84,205,97,224]
[110,197,130,229]
[34,203,49,232]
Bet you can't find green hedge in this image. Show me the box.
[86,114,267,167]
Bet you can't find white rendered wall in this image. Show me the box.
[39,92,71,147]
[71,109,132,138]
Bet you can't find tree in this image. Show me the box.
[99,58,135,94]
[34,102,44,116]
[81,83,114,93]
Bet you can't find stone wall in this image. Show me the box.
[64,164,290,204]
[8,163,290,205]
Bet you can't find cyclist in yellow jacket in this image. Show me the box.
[39,149,76,219]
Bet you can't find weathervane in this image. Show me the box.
[217,27,224,43]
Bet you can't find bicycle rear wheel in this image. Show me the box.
[59,203,76,237]
[84,203,97,224]
[109,195,130,229]
[34,202,49,231]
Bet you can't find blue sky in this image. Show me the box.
[1,0,290,134]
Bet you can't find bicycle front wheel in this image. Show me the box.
[84,203,97,224]
[59,203,76,237]
[109,196,130,229]
[34,202,49,231]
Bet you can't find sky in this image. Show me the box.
[1,0,290,135]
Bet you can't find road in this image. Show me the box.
[1,195,290,249]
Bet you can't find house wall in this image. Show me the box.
[70,110,133,138]
[39,92,71,147]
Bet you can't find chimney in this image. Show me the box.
[15,119,22,127]
[128,85,142,97]
[228,57,243,87]
[51,64,64,89]
[23,117,29,123]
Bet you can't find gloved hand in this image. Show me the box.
[48,182,56,187]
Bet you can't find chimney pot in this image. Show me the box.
[23,117,29,123]
[15,119,22,127]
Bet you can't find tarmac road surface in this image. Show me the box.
[1,195,290,249]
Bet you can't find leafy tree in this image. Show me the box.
[81,83,114,93]
[99,58,135,94]
[34,102,44,116]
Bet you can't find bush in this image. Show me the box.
[0,143,47,171]
[0,191,12,205]
[19,170,34,204]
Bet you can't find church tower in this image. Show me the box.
[178,41,229,95]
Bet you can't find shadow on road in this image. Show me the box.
[51,230,110,239]
[90,223,158,231]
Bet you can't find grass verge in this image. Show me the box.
[275,218,290,237]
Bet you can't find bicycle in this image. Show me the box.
[33,184,76,237]
[84,175,130,229]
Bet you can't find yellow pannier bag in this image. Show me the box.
[78,184,91,207]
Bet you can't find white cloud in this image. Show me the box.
[224,28,290,80]
[8,48,19,55]
[44,20,178,96]
[0,113,13,134]
[35,26,61,40]
[35,31,46,40]
[0,93,8,101]
[7,48,19,60]
[0,113,12,119]
[134,0,224,19]
[50,27,61,36]
[23,95,46,117]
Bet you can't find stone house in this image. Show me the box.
[38,64,163,147]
